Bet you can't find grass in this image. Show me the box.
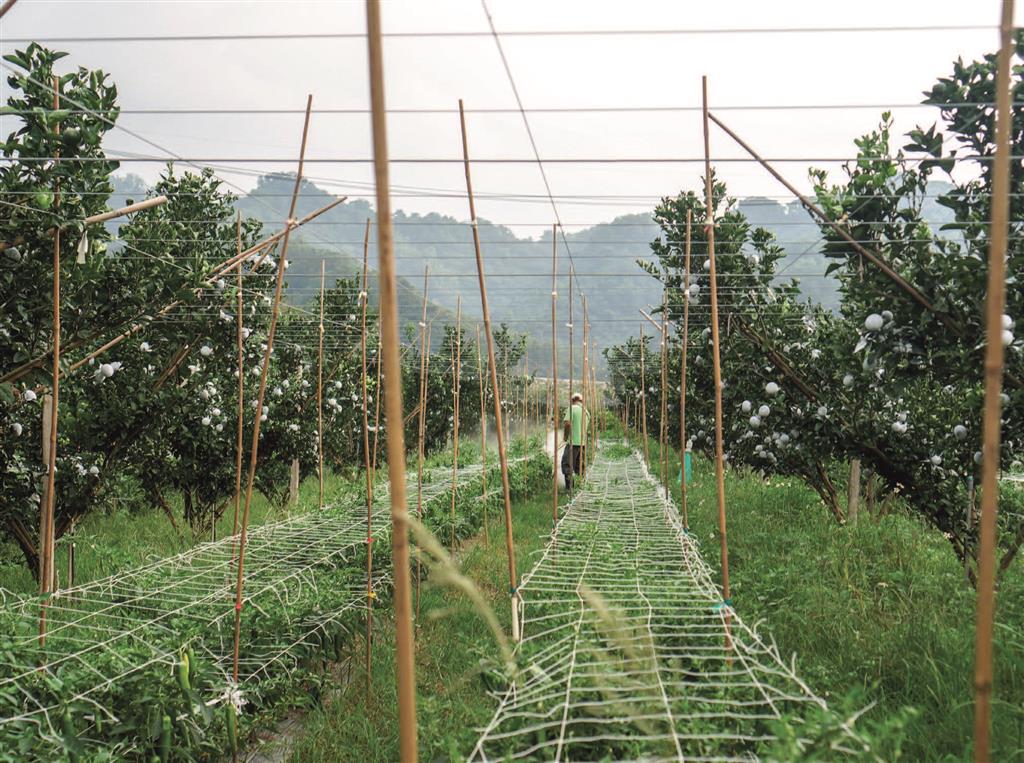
[286,489,561,762]
[643,431,1024,761]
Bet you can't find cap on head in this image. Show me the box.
[571,392,583,402]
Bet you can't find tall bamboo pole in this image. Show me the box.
[680,211,692,528]
[39,77,61,641]
[371,332,382,476]
[318,259,326,510]
[232,220,244,546]
[416,267,429,618]
[703,75,733,628]
[232,96,313,752]
[359,218,374,694]
[585,297,593,475]
[660,293,669,492]
[640,325,649,464]
[367,3,418,757]
[459,99,520,641]
[568,267,575,479]
[550,224,559,523]
[476,324,489,545]
[974,1,1015,759]
[450,297,462,552]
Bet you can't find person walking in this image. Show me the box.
[561,392,589,492]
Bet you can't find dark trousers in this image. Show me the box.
[561,444,584,490]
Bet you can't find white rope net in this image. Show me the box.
[0,461,483,754]
[471,445,865,762]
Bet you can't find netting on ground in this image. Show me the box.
[0,461,485,755]
[471,445,863,762]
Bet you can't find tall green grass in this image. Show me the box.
[636,428,1024,761]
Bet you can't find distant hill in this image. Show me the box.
[108,173,957,376]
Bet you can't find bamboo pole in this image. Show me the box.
[359,218,374,694]
[0,1,21,20]
[367,5,418,756]
[639,325,648,464]
[703,75,733,632]
[476,324,489,545]
[459,98,520,642]
[450,297,462,553]
[318,259,326,510]
[568,267,575,480]
[416,267,429,618]
[847,459,861,525]
[660,293,669,492]
[974,1,1015,758]
[83,195,167,226]
[581,297,588,479]
[231,96,313,745]
[680,211,692,528]
[231,217,244,556]
[39,77,61,642]
[550,224,559,523]
[371,331,383,478]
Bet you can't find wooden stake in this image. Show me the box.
[371,331,383,478]
[550,224,559,523]
[568,268,575,480]
[680,211,692,528]
[640,325,649,464]
[660,293,669,492]
[359,217,374,694]
[232,95,313,729]
[476,324,489,545]
[581,297,589,479]
[974,1,1014,758]
[416,267,429,618]
[367,5,418,756]
[459,99,520,642]
[847,459,861,525]
[232,216,244,549]
[703,75,733,633]
[450,297,462,553]
[318,259,326,510]
[39,77,61,642]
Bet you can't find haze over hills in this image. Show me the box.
[109,172,955,376]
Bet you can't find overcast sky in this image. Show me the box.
[0,0,1018,237]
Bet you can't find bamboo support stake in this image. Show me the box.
[459,99,520,642]
[581,298,589,478]
[0,1,21,19]
[660,293,669,492]
[371,332,383,477]
[318,259,326,510]
[974,1,1014,758]
[847,459,861,525]
[416,267,430,617]
[568,267,575,480]
[39,77,61,642]
[476,324,489,545]
[640,325,649,464]
[231,217,244,557]
[680,211,692,528]
[359,218,375,693]
[703,75,733,636]
[231,96,313,737]
[550,224,559,523]
[367,5,418,756]
[450,297,462,553]
[83,195,167,225]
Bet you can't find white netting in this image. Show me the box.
[0,461,485,754]
[471,445,864,762]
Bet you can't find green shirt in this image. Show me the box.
[563,403,590,446]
